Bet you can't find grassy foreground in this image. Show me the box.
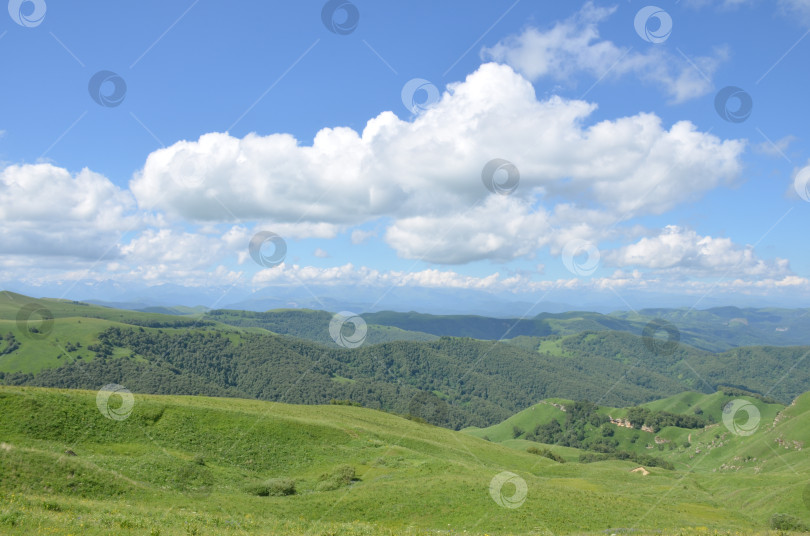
[0,385,807,535]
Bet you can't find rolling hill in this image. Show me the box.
[212,306,810,352]
[1,324,691,429]
[517,330,810,404]
[2,385,807,535]
[5,291,810,432]
[464,388,810,530]
[204,308,439,345]
[4,291,810,533]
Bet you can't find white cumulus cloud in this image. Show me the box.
[604,225,792,279]
[0,164,137,261]
[129,62,744,265]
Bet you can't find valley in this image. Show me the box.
[2,292,810,534]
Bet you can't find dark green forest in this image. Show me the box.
[4,319,810,430]
[4,291,810,438]
[0,326,690,429]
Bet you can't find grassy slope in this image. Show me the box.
[463,400,567,442]
[0,316,107,373]
[0,386,779,536]
[465,391,810,530]
[0,294,436,374]
[0,291,195,324]
[1,293,163,374]
[509,329,810,404]
[0,291,238,375]
[464,391,786,455]
[462,397,673,458]
[659,393,810,525]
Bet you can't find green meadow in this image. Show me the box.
[3,292,810,534]
[2,385,810,535]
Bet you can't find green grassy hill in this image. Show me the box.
[514,330,810,404]
[464,390,810,531]
[0,385,801,535]
[464,390,785,457]
[5,291,810,433]
[0,292,698,429]
[0,291,221,374]
[4,291,810,534]
[0,291,212,326]
[2,325,693,429]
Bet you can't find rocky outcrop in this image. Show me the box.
[609,416,634,429]
[608,416,653,433]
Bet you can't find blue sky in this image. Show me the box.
[1,0,809,312]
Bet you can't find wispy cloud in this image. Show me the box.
[480,2,728,103]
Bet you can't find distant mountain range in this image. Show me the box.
[4,277,805,316]
[202,305,810,352]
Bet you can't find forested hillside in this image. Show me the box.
[613,306,810,349]
[465,388,786,470]
[522,330,810,404]
[211,306,810,352]
[4,292,810,431]
[205,308,437,344]
[1,326,689,429]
